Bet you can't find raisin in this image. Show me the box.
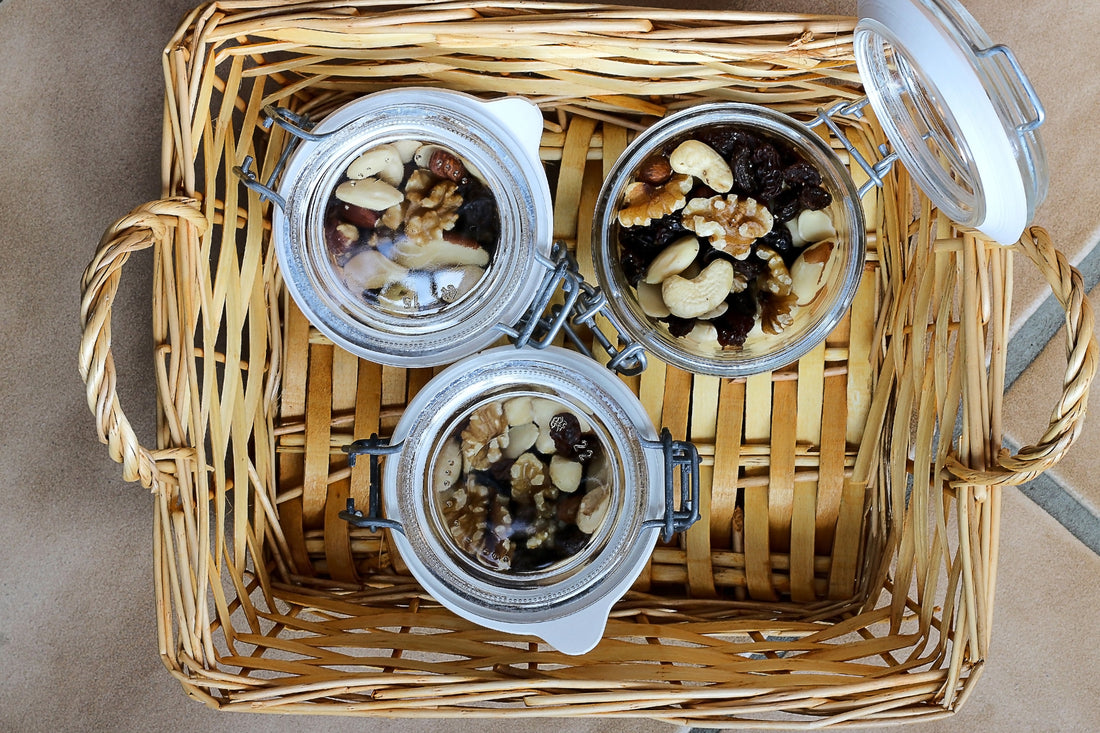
[485,458,516,487]
[651,214,689,250]
[715,290,758,348]
[752,143,782,174]
[799,185,832,210]
[757,169,785,201]
[772,190,801,222]
[756,223,796,265]
[699,128,758,159]
[716,311,755,348]
[556,524,589,556]
[619,249,647,286]
[557,493,583,523]
[548,413,582,456]
[732,146,757,194]
[455,179,499,247]
[730,251,767,281]
[570,435,598,464]
[783,161,822,188]
[664,315,695,338]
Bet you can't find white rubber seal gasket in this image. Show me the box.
[857,0,1027,244]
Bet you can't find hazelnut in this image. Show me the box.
[638,155,673,185]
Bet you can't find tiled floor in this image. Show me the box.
[3,0,1098,731]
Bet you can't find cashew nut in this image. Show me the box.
[643,235,699,284]
[660,259,735,319]
[503,396,534,426]
[335,178,404,211]
[669,140,733,193]
[347,144,404,187]
[698,301,728,320]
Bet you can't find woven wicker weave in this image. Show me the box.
[78,1,1097,726]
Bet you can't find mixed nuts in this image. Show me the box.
[325,141,500,316]
[432,393,613,573]
[616,126,841,349]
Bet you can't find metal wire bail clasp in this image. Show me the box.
[339,435,406,535]
[641,429,701,542]
[232,105,332,211]
[497,242,648,376]
[807,98,899,199]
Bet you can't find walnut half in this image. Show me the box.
[617,173,693,228]
[681,195,773,259]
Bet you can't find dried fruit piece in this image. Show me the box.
[548,413,581,456]
[670,139,733,193]
[681,195,773,259]
[617,174,693,228]
[428,148,469,184]
[661,259,735,319]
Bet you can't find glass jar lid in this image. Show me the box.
[273,89,552,366]
[855,0,1048,243]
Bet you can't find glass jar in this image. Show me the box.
[590,0,1048,378]
[264,88,555,367]
[341,346,699,655]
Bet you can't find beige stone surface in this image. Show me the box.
[1004,281,1100,514]
[2,0,1097,731]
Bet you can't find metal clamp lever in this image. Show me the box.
[641,429,701,542]
[339,435,406,535]
[232,105,332,211]
[497,242,648,376]
[807,98,899,200]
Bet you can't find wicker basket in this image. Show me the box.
[78,1,1097,726]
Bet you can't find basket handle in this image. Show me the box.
[78,198,207,491]
[946,226,1098,487]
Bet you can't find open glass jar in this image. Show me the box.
[339,346,699,655]
[591,0,1048,378]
